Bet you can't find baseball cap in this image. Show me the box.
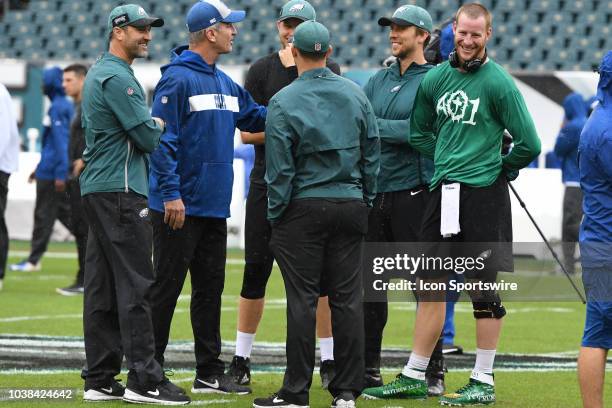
[293,20,330,54]
[378,4,433,33]
[278,0,316,22]
[107,4,164,32]
[187,0,246,33]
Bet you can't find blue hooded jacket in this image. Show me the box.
[579,50,612,265]
[35,66,73,181]
[150,46,267,218]
[554,92,587,185]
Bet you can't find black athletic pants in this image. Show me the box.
[363,188,444,374]
[0,172,8,280]
[562,186,583,274]
[82,192,163,389]
[150,210,227,377]
[271,199,368,405]
[28,179,72,264]
[67,179,88,285]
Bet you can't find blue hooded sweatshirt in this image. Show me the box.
[150,46,267,218]
[579,50,612,255]
[554,92,587,185]
[35,66,74,181]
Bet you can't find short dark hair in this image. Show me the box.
[296,48,327,62]
[64,64,88,77]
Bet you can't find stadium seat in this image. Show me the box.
[0,0,607,70]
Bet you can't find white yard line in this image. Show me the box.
[8,250,246,265]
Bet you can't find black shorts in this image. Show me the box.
[366,186,431,243]
[418,173,513,280]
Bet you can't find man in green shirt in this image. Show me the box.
[360,5,445,396]
[80,4,189,405]
[253,21,379,408]
[362,3,540,405]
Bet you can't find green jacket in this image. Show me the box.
[363,61,434,192]
[265,67,380,223]
[80,53,162,197]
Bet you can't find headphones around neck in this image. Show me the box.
[448,48,488,72]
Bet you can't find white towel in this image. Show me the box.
[440,183,461,238]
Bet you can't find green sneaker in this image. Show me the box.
[439,378,495,406]
[361,373,427,400]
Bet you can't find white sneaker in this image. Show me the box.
[0,279,3,291]
[9,261,40,272]
[331,397,355,408]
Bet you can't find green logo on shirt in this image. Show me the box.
[436,90,480,126]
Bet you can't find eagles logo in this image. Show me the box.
[289,3,305,12]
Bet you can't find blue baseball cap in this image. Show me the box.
[187,0,246,33]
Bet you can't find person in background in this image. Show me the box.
[577,50,612,408]
[10,66,73,273]
[56,64,89,296]
[554,92,588,275]
[0,82,20,291]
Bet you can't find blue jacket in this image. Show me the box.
[579,50,612,266]
[554,92,587,185]
[35,67,73,181]
[150,46,267,218]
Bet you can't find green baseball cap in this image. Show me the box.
[378,4,433,33]
[293,20,329,54]
[278,0,316,22]
[107,4,164,32]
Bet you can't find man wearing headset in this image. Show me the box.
[362,3,540,404]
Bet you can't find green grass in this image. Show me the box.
[0,370,608,407]
[1,241,608,407]
[2,242,586,353]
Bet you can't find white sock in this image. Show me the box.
[319,337,334,361]
[235,331,255,358]
[471,348,496,385]
[402,352,429,380]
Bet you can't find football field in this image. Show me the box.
[1,241,610,407]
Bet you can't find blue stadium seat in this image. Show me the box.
[529,0,562,12]
[0,0,607,71]
[493,0,523,11]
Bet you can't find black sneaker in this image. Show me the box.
[83,378,125,401]
[56,282,84,296]
[123,379,190,405]
[442,343,464,355]
[253,392,308,407]
[426,371,445,396]
[227,355,251,385]
[162,370,187,395]
[364,367,383,388]
[192,373,251,394]
[331,396,356,408]
[320,360,336,390]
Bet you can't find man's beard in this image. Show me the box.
[129,42,148,59]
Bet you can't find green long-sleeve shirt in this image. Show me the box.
[265,67,380,223]
[363,61,434,192]
[80,52,162,197]
[410,60,541,189]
